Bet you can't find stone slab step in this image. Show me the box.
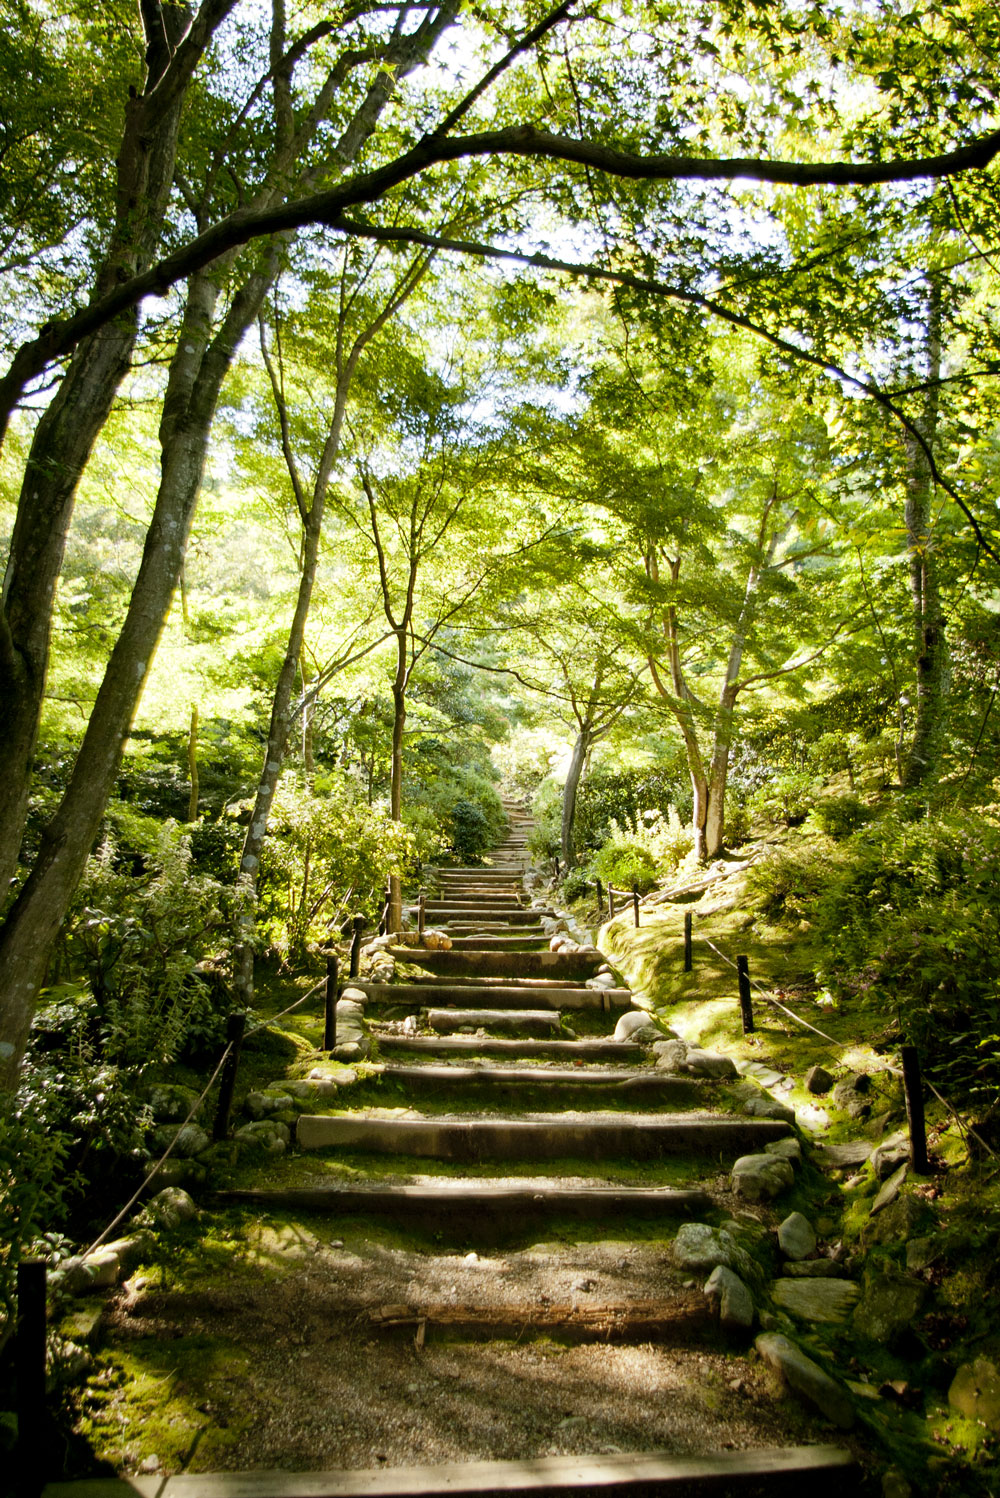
[441,924,548,937]
[393,975,607,989]
[422,899,533,913]
[41,1448,858,1498]
[444,936,550,951]
[374,1035,645,1061]
[385,949,604,979]
[374,1063,703,1104]
[209,1178,714,1228]
[296,1112,792,1159]
[357,982,631,1010]
[426,1008,564,1036]
[423,907,543,923]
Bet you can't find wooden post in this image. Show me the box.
[212,1011,246,1140]
[378,882,391,936]
[16,1258,46,1492]
[609,885,616,919]
[595,878,604,915]
[683,911,693,972]
[417,893,426,939]
[736,955,755,1035]
[324,955,339,1052]
[901,1044,929,1174]
[554,856,561,880]
[632,885,640,928]
[349,915,365,978]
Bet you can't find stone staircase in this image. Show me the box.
[204,797,856,1492]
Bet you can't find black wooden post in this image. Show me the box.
[683,911,693,972]
[736,955,755,1035]
[554,856,561,880]
[213,1011,246,1140]
[349,915,365,978]
[901,1044,929,1174]
[632,885,640,928]
[378,881,391,936]
[595,878,604,915]
[609,885,616,919]
[324,955,339,1052]
[417,893,426,938]
[16,1258,46,1494]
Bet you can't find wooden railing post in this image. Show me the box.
[349,915,365,978]
[417,893,426,938]
[609,885,616,919]
[595,878,604,915]
[683,911,693,972]
[324,955,340,1051]
[632,885,640,928]
[16,1258,47,1494]
[901,1044,929,1173]
[213,1011,246,1140]
[736,955,755,1034]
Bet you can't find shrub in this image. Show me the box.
[590,839,657,894]
[807,794,874,840]
[751,769,824,827]
[744,840,836,925]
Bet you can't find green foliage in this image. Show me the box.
[258,771,416,960]
[745,837,836,924]
[806,794,875,840]
[59,812,232,1068]
[751,769,825,827]
[575,766,692,853]
[590,839,658,895]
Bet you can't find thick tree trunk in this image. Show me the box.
[0,3,214,895]
[560,728,590,869]
[387,640,408,932]
[902,278,947,789]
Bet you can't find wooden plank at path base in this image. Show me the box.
[367,1295,714,1344]
[42,1444,857,1497]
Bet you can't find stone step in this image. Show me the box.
[356,981,631,1009]
[443,935,551,951]
[297,1111,792,1160]
[209,1177,715,1232]
[388,975,608,989]
[441,924,548,937]
[373,1063,704,1105]
[374,1035,645,1062]
[422,898,531,911]
[384,949,604,979]
[425,1008,564,1036]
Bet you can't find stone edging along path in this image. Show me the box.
[45,801,883,1495]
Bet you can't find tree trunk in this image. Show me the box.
[387,638,408,932]
[902,276,947,789]
[561,727,591,869]
[0,2,216,895]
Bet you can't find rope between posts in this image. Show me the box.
[697,933,842,1048]
[80,977,328,1260]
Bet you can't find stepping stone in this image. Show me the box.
[296,1111,792,1160]
[374,1035,646,1062]
[425,1008,563,1036]
[45,1444,858,1495]
[357,982,631,1010]
[770,1278,861,1323]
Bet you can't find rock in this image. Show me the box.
[870,1161,908,1215]
[653,1040,688,1072]
[339,985,368,1003]
[142,1187,197,1229]
[308,1064,358,1086]
[852,1274,927,1345]
[765,1137,801,1166]
[59,1305,104,1345]
[833,1076,871,1118]
[770,1278,860,1324]
[283,1079,340,1102]
[948,1358,1000,1428]
[234,1120,290,1154]
[804,1065,834,1095]
[614,1010,660,1042]
[812,1140,872,1170]
[333,1042,365,1061]
[905,1237,937,1273]
[870,1133,910,1180]
[683,1048,738,1080]
[145,1158,188,1190]
[783,1260,845,1279]
[755,1332,854,1429]
[245,1090,294,1121]
[152,1122,210,1158]
[777,1212,816,1261]
[704,1265,755,1331]
[731,1153,794,1202]
[867,1193,927,1246]
[146,1083,200,1122]
[672,1223,755,1281]
[587,973,617,990]
[741,1097,795,1123]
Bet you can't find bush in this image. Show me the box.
[807,794,874,840]
[744,840,836,924]
[575,765,691,853]
[590,839,657,894]
[751,769,824,827]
